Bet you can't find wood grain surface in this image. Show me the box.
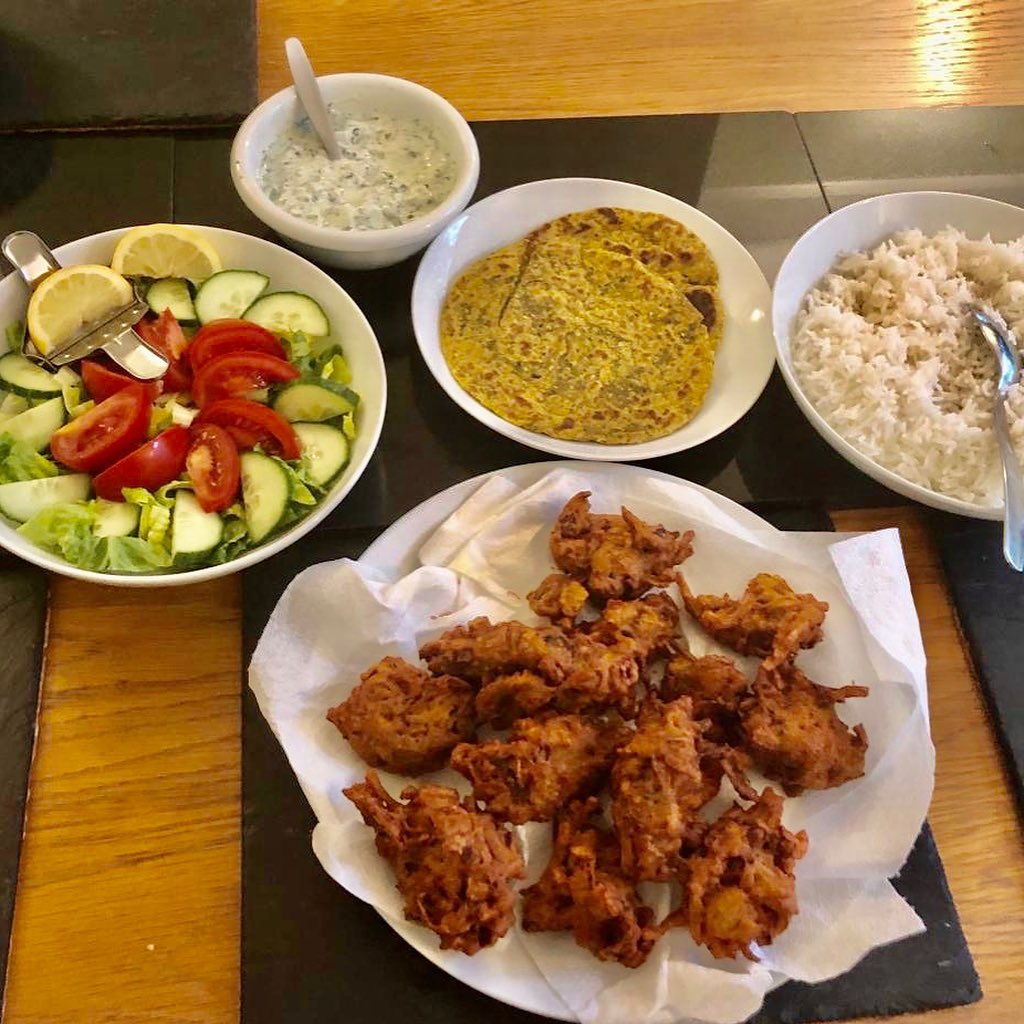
[259,0,1024,118]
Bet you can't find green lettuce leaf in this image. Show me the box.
[0,434,59,484]
[4,321,23,352]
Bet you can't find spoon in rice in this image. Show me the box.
[969,308,1024,571]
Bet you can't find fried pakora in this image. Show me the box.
[678,572,828,669]
[740,662,869,795]
[668,788,808,961]
[527,572,589,626]
[343,771,525,955]
[550,491,694,602]
[474,670,557,730]
[451,712,630,824]
[585,591,681,660]
[326,656,476,775]
[662,651,749,744]
[611,697,753,882]
[521,798,660,968]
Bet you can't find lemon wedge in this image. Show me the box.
[26,265,133,355]
[110,223,222,283]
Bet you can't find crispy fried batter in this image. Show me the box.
[550,491,694,602]
[451,713,630,824]
[521,798,660,968]
[586,591,681,660]
[611,697,752,882]
[662,651,749,744]
[326,657,476,775]
[343,771,525,955]
[678,572,828,668]
[740,662,869,796]
[420,617,576,684]
[669,788,808,961]
[475,670,557,730]
[527,573,590,626]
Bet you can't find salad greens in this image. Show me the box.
[0,435,59,484]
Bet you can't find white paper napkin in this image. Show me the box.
[249,467,934,1024]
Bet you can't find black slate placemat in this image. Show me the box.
[240,502,978,1024]
[0,1,256,130]
[0,561,47,999]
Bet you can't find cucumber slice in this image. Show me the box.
[272,380,358,423]
[1,397,67,451]
[0,353,63,399]
[294,422,350,486]
[243,291,330,337]
[240,451,290,544]
[146,278,197,322]
[194,270,269,325]
[171,490,225,566]
[94,499,141,538]
[0,474,90,523]
[0,392,29,425]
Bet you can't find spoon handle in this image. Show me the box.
[993,395,1024,571]
[285,37,341,161]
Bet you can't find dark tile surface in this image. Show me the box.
[175,119,901,526]
[240,503,977,1024]
[0,1,256,130]
[0,562,48,992]
[797,106,1024,209]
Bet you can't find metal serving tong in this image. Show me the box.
[0,230,168,380]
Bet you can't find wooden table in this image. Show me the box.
[5,3,1024,1021]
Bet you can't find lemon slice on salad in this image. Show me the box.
[26,264,133,355]
[111,224,222,283]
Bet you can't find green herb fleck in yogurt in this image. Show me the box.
[259,107,458,231]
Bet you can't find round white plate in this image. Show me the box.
[357,460,780,1020]
[0,225,387,586]
[773,190,1024,521]
[411,178,776,461]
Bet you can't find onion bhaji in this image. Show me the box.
[326,656,476,775]
[451,712,630,824]
[662,651,749,744]
[678,572,828,669]
[585,591,681,661]
[550,491,694,602]
[740,662,869,795]
[343,771,525,955]
[527,572,590,626]
[611,697,754,883]
[668,788,808,961]
[521,798,660,968]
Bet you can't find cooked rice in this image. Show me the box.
[791,227,1024,506]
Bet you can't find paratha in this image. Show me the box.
[440,207,724,444]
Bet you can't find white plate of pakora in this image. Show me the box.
[411,178,776,460]
[249,461,932,1024]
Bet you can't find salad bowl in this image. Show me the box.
[0,225,386,587]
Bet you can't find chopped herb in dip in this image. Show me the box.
[259,106,458,231]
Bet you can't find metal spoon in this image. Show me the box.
[284,37,340,160]
[970,307,1024,571]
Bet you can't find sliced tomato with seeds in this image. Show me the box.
[193,398,301,460]
[135,309,192,393]
[192,352,299,407]
[92,426,190,501]
[186,423,241,512]
[188,320,286,371]
[81,358,162,404]
[50,384,151,473]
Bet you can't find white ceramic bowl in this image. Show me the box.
[773,190,1024,521]
[0,225,387,586]
[411,177,775,460]
[231,73,480,270]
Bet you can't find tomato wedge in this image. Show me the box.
[50,384,151,473]
[192,352,299,407]
[81,358,162,404]
[135,309,192,393]
[188,320,286,371]
[186,424,241,512]
[92,426,190,501]
[194,398,301,460]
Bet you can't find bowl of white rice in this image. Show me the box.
[773,191,1024,519]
